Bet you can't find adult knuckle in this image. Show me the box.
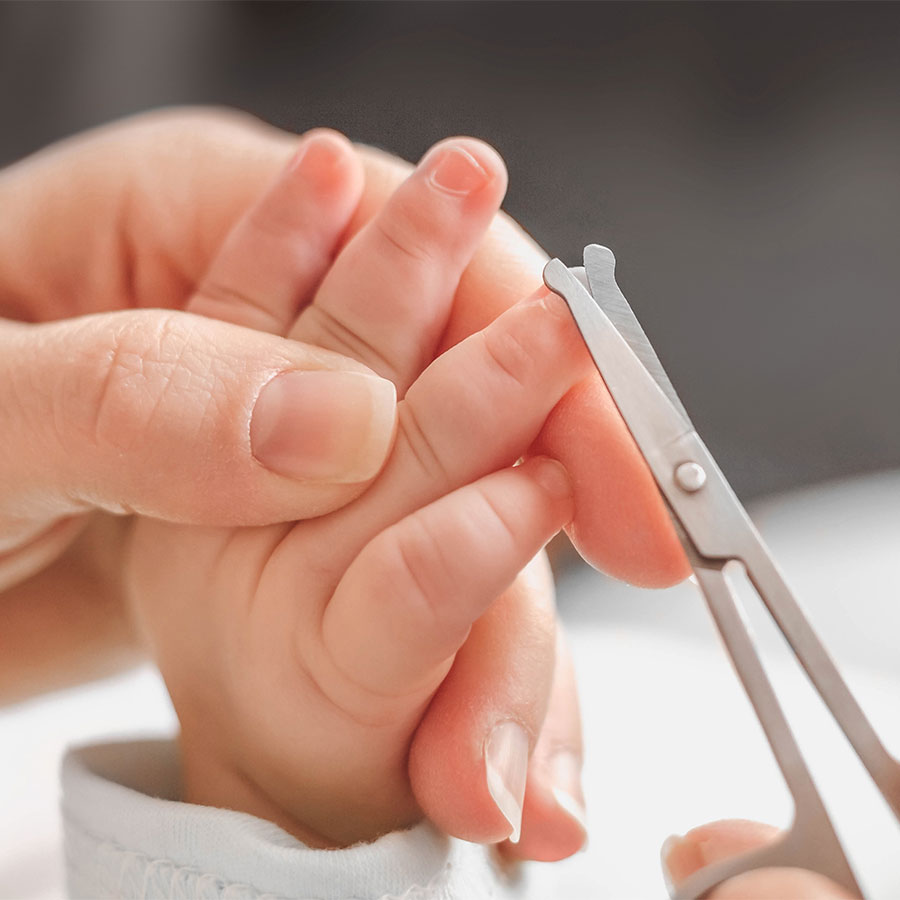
[85,312,213,451]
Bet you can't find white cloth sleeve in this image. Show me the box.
[61,739,524,900]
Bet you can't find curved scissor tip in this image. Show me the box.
[583,243,617,277]
[542,245,617,295]
[541,257,573,296]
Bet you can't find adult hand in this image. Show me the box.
[0,114,399,700]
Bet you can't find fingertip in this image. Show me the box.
[525,456,573,501]
[250,368,396,485]
[524,458,575,534]
[661,819,783,890]
[502,767,588,862]
[409,578,562,849]
[546,751,588,846]
[502,630,587,863]
[662,832,706,888]
[409,690,520,845]
[419,136,508,201]
[299,126,354,150]
[293,128,363,197]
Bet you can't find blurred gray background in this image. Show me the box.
[2,0,898,501]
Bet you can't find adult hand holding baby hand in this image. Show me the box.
[1,109,686,871]
[0,114,401,701]
[0,113,597,861]
[128,126,594,855]
[0,116,395,553]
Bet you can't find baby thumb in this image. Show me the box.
[0,310,396,535]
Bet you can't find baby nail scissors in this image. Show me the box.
[543,245,900,900]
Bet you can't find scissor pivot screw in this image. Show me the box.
[675,461,707,492]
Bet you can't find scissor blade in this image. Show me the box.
[581,244,693,428]
[543,258,693,457]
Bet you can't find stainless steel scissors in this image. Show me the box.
[543,245,900,900]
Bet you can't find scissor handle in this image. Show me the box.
[670,563,862,899]
[741,542,900,822]
[655,423,900,826]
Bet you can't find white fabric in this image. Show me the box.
[61,740,521,900]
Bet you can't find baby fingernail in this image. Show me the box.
[485,721,529,844]
[251,370,396,484]
[427,145,490,196]
[550,751,588,845]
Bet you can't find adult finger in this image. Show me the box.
[320,457,572,699]
[502,626,587,861]
[661,819,852,899]
[663,819,780,886]
[408,553,561,845]
[292,137,507,394]
[0,310,396,545]
[190,129,364,335]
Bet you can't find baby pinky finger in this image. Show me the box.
[321,457,574,698]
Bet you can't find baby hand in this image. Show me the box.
[129,131,594,854]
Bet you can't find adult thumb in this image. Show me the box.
[0,310,396,536]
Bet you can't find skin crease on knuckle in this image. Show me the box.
[81,312,198,455]
[65,310,257,520]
